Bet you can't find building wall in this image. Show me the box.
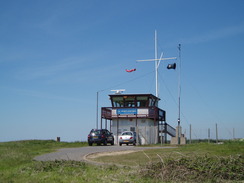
[111,118,158,145]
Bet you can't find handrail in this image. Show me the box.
[160,123,176,137]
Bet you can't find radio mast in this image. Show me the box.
[137,30,176,98]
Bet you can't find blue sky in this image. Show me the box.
[1,0,244,142]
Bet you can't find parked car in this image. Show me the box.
[119,131,136,146]
[88,129,114,146]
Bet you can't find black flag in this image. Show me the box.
[167,63,176,70]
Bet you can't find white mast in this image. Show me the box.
[137,30,176,98]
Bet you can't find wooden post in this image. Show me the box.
[208,128,210,143]
[216,123,218,143]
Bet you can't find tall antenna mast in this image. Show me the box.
[177,44,181,144]
[137,30,176,98]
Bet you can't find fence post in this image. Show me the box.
[208,128,210,143]
[189,124,192,144]
[216,123,218,143]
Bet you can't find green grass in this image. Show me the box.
[93,141,244,166]
[92,141,244,182]
[0,140,243,183]
[0,140,140,183]
[0,140,84,170]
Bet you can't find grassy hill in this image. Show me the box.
[0,140,243,183]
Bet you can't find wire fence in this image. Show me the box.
[180,124,240,143]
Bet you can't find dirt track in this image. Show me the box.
[34,145,175,165]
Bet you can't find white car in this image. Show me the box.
[119,131,136,146]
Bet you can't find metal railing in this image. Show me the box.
[101,107,165,121]
[160,123,176,137]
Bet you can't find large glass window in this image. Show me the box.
[136,96,148,107]
[111,95,157,108]
[149,97,158,107]
[124,96,135,107]
[112,97,124,107]
[149,98,153,106]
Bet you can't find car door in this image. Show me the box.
[106,130,113,142]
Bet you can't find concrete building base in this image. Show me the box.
[171,126,186,145]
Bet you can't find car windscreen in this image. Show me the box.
[91,130,102,135]
[122,132,132,136]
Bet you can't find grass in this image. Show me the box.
[0,140,137,183]
[92,141,244,182]
[139,154,243,182]
[0,140,84,170]
[93,141,244,166]
[0,140,243,183]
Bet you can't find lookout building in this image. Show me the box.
[101,93,176,145]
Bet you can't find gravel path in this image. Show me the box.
[34,145,174,163]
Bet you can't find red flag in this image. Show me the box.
[126,68,136,72]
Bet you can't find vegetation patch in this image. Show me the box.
[0,140,243,183]
[139,154,243,182]
[21,160,88,173]
[91,140,244,182]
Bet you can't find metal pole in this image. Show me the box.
[178,44,181,145]
[216,123,218,143]
[154,30,159,144]
[100,110,103,129]
[208,128,210,143]
[96,91,98,129]
[136,115,139,145]
[190,124,192,144]
[117,117,119,145]
[110,120,112,132]
[178,120,180,145]
[160,121,162,146]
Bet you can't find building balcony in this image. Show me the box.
[101,106,165,121]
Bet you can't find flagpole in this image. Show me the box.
[136,31,176,98]
[178,44,181,145]
[136,31,177,145]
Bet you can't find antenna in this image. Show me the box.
[111,89,125,94]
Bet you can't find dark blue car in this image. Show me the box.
[88,129,114,146]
